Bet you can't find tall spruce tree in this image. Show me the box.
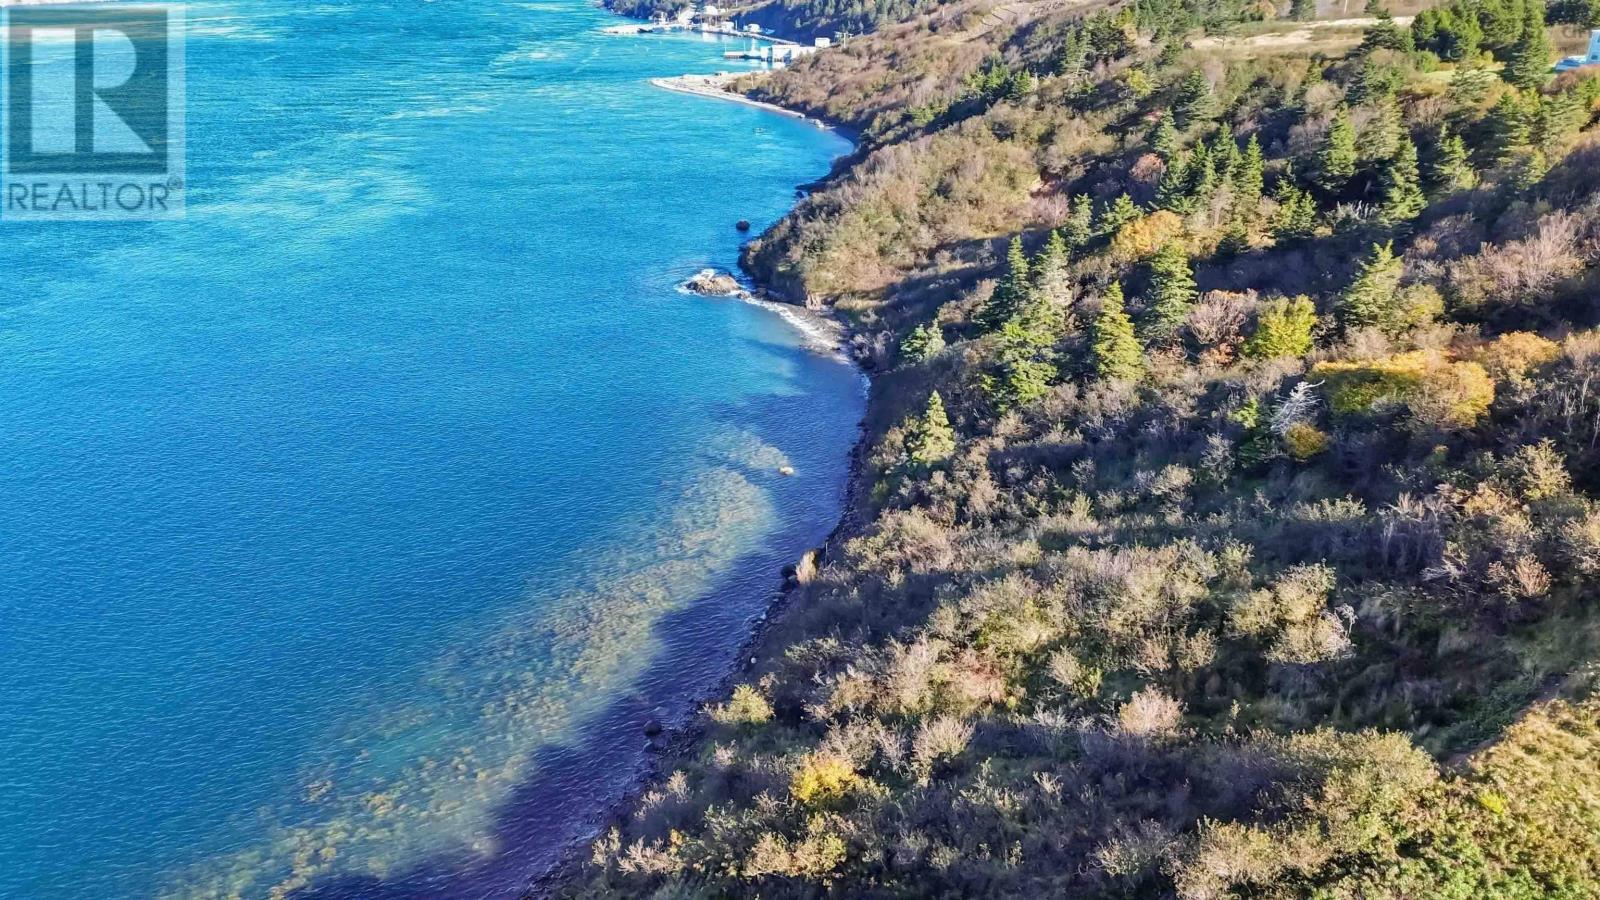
[1272,178,1319,241]
[1379,134,1426,226]
[1511,147,1550,189]
[1093,282,1144,381]
[977,237,1030,331]
[1151,119,1181,158]
[1317,107,1359,193]
[1428,126,1477,191]
[1478,0,1526,49]
[900,322,946,364]
[1212,123,1241,178]
[1338,241,1406,332]
[1156,155,1195,214]
[907,391,956,467]
[1098,193,1141,236]
[991,325,1057,410]
[1187,141,1219,205]
[1485,90,1533,166]
[1506,0,1552,91]
[1062,194,1095,248]
[1030,230,1074,310]
[1533,90,1584,156]
[1143,242,1197,342]
[1174,71,1216,128]
[1233,134,1266,213]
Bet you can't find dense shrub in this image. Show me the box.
[1313,351,1495,429]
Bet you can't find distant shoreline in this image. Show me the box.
[649,73,840,133]
[649,72,856,145]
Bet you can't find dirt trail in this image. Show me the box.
[1192,14,1414,50]
[963,0,1087,40]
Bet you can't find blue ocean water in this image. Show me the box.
[0,2,859,897]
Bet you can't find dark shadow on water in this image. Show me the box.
[293,342,862,900]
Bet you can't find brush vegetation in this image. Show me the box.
[580,0,1600,895]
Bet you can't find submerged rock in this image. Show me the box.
[681,268,749,298]
[736,219,751,232]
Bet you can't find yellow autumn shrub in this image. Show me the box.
[1110,210,1184,262]
[711,684,773,727]
[1311,351,1493,429]
[1282,422,1330,459]
[791,754,859,807]
[1409,360,1494,430]
[1469,331,1560,380]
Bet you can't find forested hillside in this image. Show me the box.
[577,0,1600,895]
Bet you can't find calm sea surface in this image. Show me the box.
[0,2,859,896]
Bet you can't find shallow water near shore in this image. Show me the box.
[0,2,858,896]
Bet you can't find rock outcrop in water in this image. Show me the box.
[680,268,748,299]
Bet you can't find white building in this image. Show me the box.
[1555,28,1600,72]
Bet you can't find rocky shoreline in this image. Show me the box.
[525,333,870,899]
[525,35,867,895]
[525,424,873,898]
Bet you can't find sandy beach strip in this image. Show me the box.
[650,73,817,123]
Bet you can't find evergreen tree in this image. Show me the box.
[1156,153,1194,213]
[1092,282,1144,381]
[1352,57,1404,104]
[1338,241,1406,333]
[1142,242,1197,342]
[1379,133,1426,226]
[1187,139,1219,205]
[1233,134,1266,213]
[991,321,1057,410]
[976,237,1030,331]
[1362,96,1405,163]
[1447,58,1499,110]
[1030,230,1074,309]
[1414,4,1483,58]
[1485,90,1533,166]
[1007,69,1038,99]
[1057,28,1089,82]
[1272,177,1319,241]
[1174,71,1216,128]
[1292,0,1316,22]
[1511,147,1549,189]
[1505,0,1552,91]
[1212,123,1241,179]
[906,391,956,467]
[1317,106,1358,193]
[1359,9,1414,53]
[1062,194,1095,248]
[1098,192,1141,236]
[989,284,1061,411]
[1533,90,1584,156]
[1151,119,1181,158]
[1243,296,1317,359]
[1428,126,1477,191]
[900,322,946,363]
[1477,0,1526,50]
